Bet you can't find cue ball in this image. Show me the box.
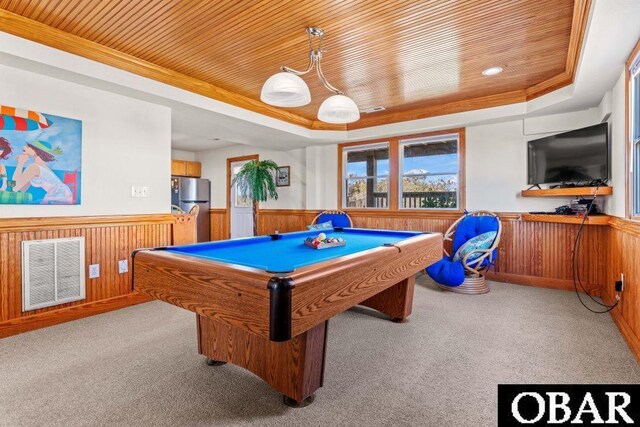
[318,232,327,241]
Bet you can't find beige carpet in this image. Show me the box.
[1,275,638,427]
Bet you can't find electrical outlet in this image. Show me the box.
[118,260,128,274]
[89,264,100,279]
[140,187,150,198]
[615,273,624,292]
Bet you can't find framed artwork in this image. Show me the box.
[276,166,290,187]
[0,105,82,205]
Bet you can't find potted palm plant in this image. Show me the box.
[232,159,279,236]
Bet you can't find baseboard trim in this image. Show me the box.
[610,308,640,364]
[0,292,152,339]
[486,272,600,296]
[602,294,640,365]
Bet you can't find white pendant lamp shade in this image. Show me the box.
[260,72,311,107]
[318,95,360,124]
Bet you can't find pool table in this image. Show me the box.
[132,227,442,407]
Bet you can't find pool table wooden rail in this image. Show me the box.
[288,232,443,336]
[133,232,443,342]
[133,249,274,338]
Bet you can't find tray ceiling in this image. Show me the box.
[0,0,586,130]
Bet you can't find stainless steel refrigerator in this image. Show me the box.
[171,177,211,242]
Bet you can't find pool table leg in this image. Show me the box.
[197,315,328,406]
[359,275,416,322]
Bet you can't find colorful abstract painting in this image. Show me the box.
[0,105,82,205]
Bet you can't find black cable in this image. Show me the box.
[571,184,619,313]
[573,188,608,306]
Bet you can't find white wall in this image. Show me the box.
[0,64,171,217]
[171,149,196,161]
[607,70,627,217]
[302,109,606,214]
[198,145,306,209]
[305,145,338,210]
[199,106,613,214]
[465,121,560,212]
[465,109,607,213]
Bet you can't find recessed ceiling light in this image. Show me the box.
[482,66,503,76]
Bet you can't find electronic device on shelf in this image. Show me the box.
[555,205,575,215]
[527,123,609,186]
[548,179,609,189]
[529,199,602,216]
[571,198,601,215]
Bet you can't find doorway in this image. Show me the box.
[227,155,258,238]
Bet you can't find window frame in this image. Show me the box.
[340,141,391,210]
[338,128,466,213]
[627,39,640,220]
[398,133,462,211]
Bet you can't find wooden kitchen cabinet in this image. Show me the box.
[186,161,201,177]
[172,160,201,177]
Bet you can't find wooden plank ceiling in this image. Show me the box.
[0,0,584,130]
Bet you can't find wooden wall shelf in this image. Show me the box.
[521,187,612,197]
[520,214,611,225]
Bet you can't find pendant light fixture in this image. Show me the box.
[260,27,360,124]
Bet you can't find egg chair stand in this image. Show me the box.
[435,211,502,295]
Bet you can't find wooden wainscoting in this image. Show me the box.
[0,214,173,338]
[604,218,640,363]
[210,208,228,241]
[258,209,317,235]
[487,218,609,295]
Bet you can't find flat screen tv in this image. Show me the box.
[527,123,609,185]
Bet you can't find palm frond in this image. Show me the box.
[231,159,280,202]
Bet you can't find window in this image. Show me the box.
[232,164,251,207]
[339,129,465,211]
[342,143,390,208]
[399,134,460,209]
[631,51,640,217]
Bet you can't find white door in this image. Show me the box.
[230,161,254,238]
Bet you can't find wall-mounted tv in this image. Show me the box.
[527,123,609,185]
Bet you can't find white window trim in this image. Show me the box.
[341,142,390,209]
[631,52,640,217]
[398,133,461,210]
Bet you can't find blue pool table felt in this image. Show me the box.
[167,228,423,273]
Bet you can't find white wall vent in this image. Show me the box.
[361,105,386,114]
[22,237,86,311]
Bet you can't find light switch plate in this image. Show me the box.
[131,186,150,198]
[118,260,128,274]
[89,264,100,279]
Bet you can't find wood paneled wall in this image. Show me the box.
[489,220,608,295]
[210,208,228,241]
[0,214,173,338]
[604,218,640,361]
